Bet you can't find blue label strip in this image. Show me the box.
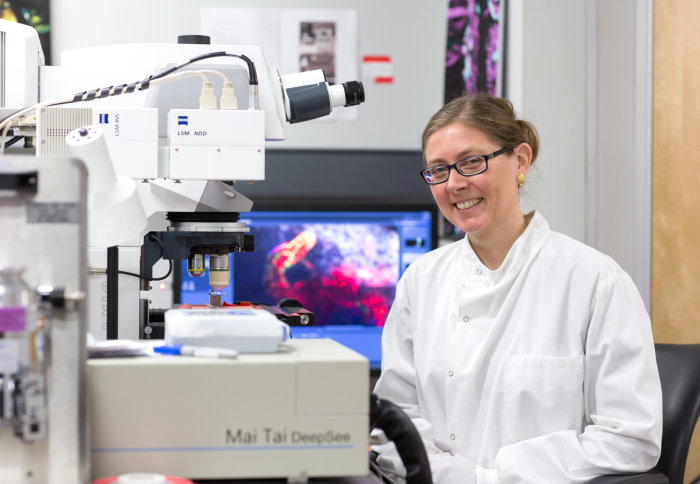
[93,444,354,453]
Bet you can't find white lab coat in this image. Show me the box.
[373,212,662,483]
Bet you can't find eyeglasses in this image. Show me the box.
[419,146,513,185]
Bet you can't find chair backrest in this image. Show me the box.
[654,343,700,484]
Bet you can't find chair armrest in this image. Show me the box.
[588,471,669,484]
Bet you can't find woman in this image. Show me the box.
[372,94,662,483]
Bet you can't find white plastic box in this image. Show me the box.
[167,108,265,180]
[164,307,289,353]
[89,338,369,481]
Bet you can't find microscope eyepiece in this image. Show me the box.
[284,76,366,124]
[341,81,365,106]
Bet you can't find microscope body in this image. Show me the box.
[36,41,363,339]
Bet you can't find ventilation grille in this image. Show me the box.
[37,106,92,157]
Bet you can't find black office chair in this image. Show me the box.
[591,343,700,484]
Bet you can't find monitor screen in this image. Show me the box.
[176,207,437,370]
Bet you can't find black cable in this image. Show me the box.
[118,234,173,282]
[3,136,24,149]
[151,51,258,85]
[690,473,700,484]
[232,53,258,85]
[71,50,259,103]
[370,394,433,484]
[150,51,227,80]
[106,246,119,340]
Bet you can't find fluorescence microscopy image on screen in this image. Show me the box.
[233,223,399,327]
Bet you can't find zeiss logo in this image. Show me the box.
[178,116,189,126]
[99,114,109,124]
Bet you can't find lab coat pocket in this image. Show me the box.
[503,355,584,443]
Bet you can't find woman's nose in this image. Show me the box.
[446,169,470,190]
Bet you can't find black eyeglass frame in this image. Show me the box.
[419,146,513,185]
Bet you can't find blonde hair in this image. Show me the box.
[421,93,539,164]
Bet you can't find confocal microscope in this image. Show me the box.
[0,19,370,483]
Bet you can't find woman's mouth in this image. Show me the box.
[455,198,483,210]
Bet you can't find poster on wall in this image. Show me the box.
[445,0,503,102]
[440,0,504,241]
[298,21,337,83]
[1,0,51,64]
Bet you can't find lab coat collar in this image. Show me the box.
[460,211,550,284]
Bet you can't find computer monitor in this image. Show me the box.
[176,205,437,370]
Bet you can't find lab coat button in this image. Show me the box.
[448,370,454,377]
[450,434,456,440]
[476,268,483,275]
[462,316,470,323]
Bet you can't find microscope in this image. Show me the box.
[0,22,368,482]
[34,38,363,340]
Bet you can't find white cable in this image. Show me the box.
[72,69,221,101]
[0,99,70,155]
[220,82,238,110]
[153,70,210,84]
[65,69,229,103]
[147,68,228,86]
[191,69,230,83]
[199,82,217,110]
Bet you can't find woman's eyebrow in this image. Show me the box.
[427,148,481,165]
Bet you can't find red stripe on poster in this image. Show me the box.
[363,55,391,63]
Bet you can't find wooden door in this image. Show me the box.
[653,0,700,479]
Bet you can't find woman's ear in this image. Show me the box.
[513,142,533,175]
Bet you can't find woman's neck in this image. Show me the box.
[468,212,531,270]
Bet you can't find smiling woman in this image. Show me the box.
[419,95,537,269]
[423,123,528,269]
[371,92,663,484]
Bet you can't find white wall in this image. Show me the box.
[593,0,652,307]
[507,0,587,241]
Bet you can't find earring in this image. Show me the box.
[517,173,525,188]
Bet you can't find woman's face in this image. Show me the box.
[424,122,529,241]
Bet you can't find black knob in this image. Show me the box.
[342,81,365,106]
[178,35,211,45]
